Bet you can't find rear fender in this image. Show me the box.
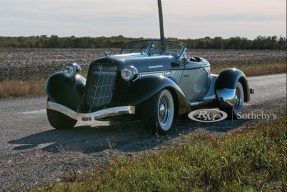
[45,72,86,111]
[215,68,250,102]
[122,75,191,115]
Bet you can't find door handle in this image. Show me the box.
[184,74,190,77]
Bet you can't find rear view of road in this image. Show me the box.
[0,73,286,191]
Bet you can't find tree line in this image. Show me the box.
[0,35,286,50]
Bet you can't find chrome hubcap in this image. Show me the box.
[159,103,166,116]
[233,87,243,112]
[159,96,170,125]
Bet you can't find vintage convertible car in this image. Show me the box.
[46,40,254,134]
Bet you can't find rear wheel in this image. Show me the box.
[220,82,244,120]
[142,89,175,134]
[46,98,77,129]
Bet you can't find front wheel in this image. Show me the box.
[220,81,244,120]
[141,89,175,134]
[47,98,77,129]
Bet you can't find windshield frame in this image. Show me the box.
[120,40,186,59]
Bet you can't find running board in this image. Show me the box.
[190,95,216,106]
[190,101,208,106]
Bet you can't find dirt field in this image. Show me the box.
[0,48,285,80]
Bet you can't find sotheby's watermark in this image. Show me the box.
[188,109,228,123]
[237,111,277,121]
[188,108,278,123]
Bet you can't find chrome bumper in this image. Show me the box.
[216,87,255,101]
[216,88,238,107]
[47,102,135,121]
[216,88,236,101]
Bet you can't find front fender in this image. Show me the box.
[45,72,86,111]
[121,75,191,115]
[215,68,250,102]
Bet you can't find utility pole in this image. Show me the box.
[157,0,165,51]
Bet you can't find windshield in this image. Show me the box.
[121,40,186,58]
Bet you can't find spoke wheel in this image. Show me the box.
[158,90,174,131]
[141,89,175,134]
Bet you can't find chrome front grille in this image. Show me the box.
[85,64,117,110]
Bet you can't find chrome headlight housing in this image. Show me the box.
[63,63,81,78]
[121,66,138,81]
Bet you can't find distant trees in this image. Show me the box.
[0,35,286,50]
[180,36,286,50]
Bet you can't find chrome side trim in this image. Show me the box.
[47,102,135,121]
[139,71,169,77]
[149,65,163,69]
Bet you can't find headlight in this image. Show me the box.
[63,63,81,78]
[121,66,138,81]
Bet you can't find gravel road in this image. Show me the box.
[0,73,286,191]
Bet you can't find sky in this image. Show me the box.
[0,0,286,39]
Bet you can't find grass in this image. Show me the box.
[0,78,46,99]
[0,62,286,99]
[34,116,287,192]
[212,62,287,77]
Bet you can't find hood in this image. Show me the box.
[91,53,178,72]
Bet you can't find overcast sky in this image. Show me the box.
[0,0,285,39]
